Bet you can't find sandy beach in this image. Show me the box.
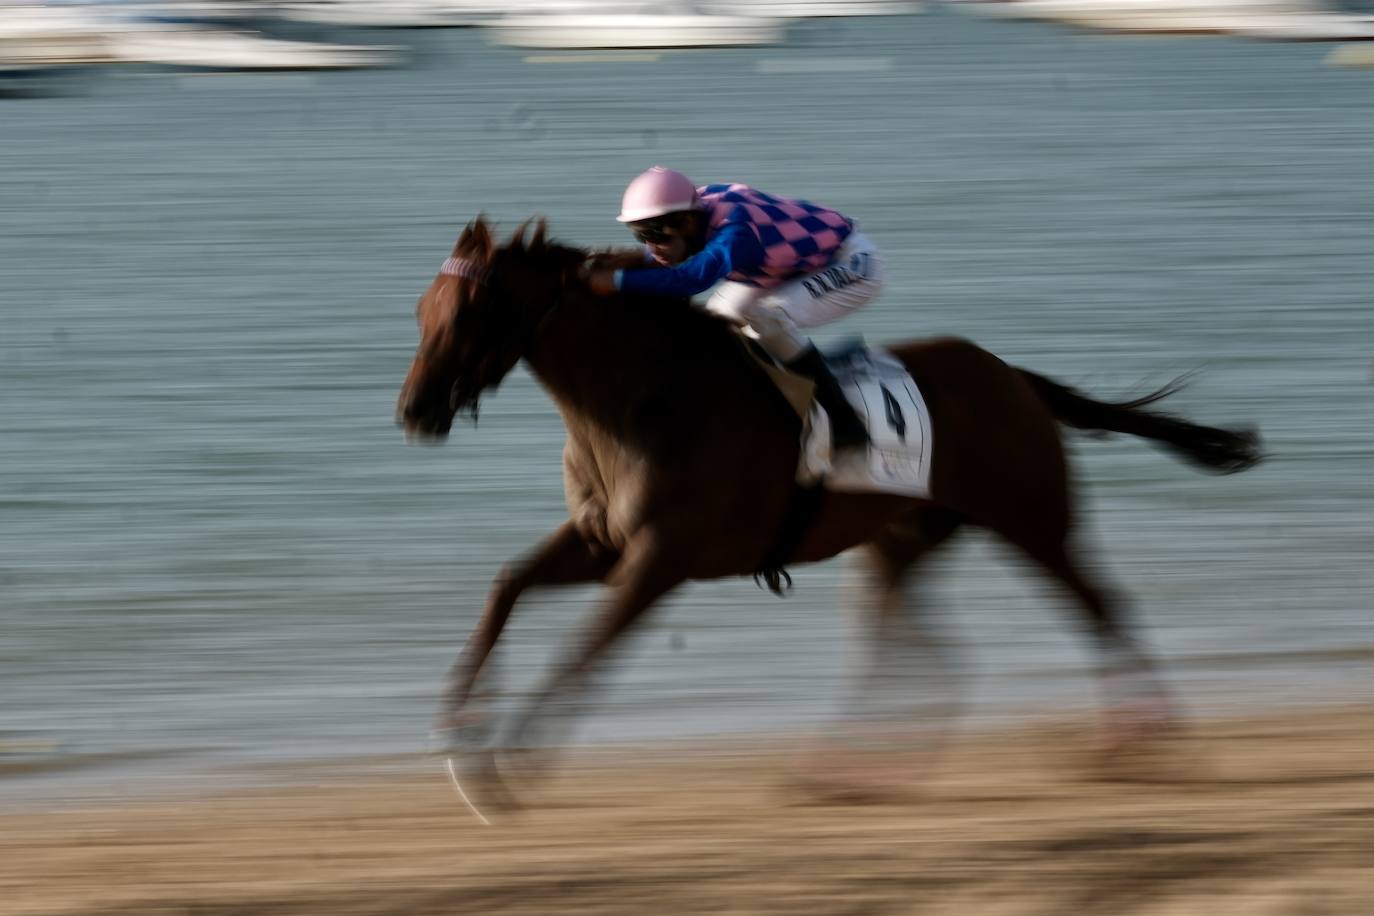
[4,704,1373,915]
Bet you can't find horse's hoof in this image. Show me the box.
[1090,702,1196,784]
[1099,698,1182,754]
[787,746,924,806]
[492,743,558,792]
[785,765,916,805]
[444,750,522,824]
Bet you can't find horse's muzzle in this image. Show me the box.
[398,416,452,443]
[396,390,454,442]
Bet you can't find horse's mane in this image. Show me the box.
[498,225,746,353]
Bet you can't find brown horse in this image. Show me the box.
[397,218,1260,800]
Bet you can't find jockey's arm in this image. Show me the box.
[616,223,764,298]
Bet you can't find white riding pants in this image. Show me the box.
[704,230,883,363]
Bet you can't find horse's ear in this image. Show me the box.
[529,218,548,251]
[455,215,493,257]
[508,220,529,251]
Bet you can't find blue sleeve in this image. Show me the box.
[617,223,764,298]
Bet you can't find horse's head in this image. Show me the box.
[396,217,580,440]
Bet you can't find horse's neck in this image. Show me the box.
[524,292,650,422]
[522,291,739,436]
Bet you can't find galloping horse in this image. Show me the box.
[397,218,1260,799]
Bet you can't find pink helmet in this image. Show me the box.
[616,166,701,223]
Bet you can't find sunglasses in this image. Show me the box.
[630,220,681,246]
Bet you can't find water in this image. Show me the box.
[3,12,1373,798]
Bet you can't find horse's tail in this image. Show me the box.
[1018,369,1262,474]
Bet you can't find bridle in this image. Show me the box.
[440,248,575,346]
[434,252,570,413]
[440,256,486,283]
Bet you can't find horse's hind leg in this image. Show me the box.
[1014,535,1178,749]
[806,507,965,794]
[441,519,617,731]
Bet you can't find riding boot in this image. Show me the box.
[785,345,870,452]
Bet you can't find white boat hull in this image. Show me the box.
[948,0,1373,36]
[700,0,921,17]
[0,6,112,65]
[487,12,786,48]
[274,0,502,28]
[107,24,399,69]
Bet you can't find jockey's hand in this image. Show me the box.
[585,267,618,297]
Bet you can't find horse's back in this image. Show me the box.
[885,335,1049,418]
[884,336,1071,530]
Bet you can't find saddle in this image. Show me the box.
[741,335,934,499]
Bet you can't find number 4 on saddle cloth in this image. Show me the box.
[747,338,934,499]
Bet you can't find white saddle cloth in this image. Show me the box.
[799,347,934,498]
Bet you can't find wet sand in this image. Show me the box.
[4,705,1373,916]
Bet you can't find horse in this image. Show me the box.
[396,217,1261,804]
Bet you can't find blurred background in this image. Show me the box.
[2,0,1373,806]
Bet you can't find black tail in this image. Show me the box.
[1018,370,1262,474]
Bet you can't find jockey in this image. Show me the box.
[586,166,882,453]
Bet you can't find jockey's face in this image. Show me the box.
[629,211,701,266]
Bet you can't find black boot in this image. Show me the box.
[785,345,870,453]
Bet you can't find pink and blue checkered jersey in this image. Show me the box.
[614,182,855,299]
[699,184,854,289]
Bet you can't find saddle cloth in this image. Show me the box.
[799,344,934,498]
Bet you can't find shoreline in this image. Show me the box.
[5,702,1374,915]
[2,685,1367,811]
[5,662,1368,815]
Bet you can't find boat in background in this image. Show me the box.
[272,0,508,28]
[947,0,1374,38]
[103,17,402,67]
[485,0,786,47]
[0,3,110,67]
[269,0,917,28]
[1225,1,1374,37]
[700,0,919,17]
[0,2,400,70]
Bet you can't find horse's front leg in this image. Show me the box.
[499,528,685,780]
[441,519,616,732]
